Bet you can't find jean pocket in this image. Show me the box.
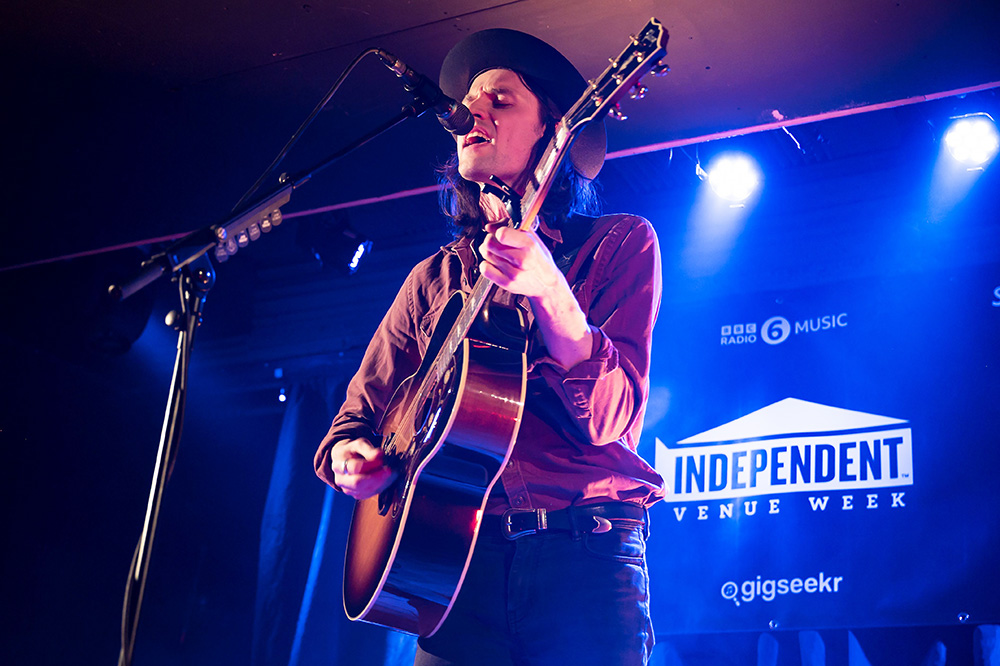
[582,525,646,564]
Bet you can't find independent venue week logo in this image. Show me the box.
[654,398,913,521]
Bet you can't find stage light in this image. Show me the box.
[684,148,755,277]
[347,238,372,273]
[700,153,761,203]
[297,215,373,275]
[943,113,999,167]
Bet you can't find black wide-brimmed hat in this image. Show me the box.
[439,28,607,180]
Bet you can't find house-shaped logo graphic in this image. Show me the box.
[655,398,914,502]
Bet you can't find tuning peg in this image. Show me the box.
[608,104,628,122]
[629,84,648,100]
[651,61,671,77]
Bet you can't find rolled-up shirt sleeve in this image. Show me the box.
[534,216,661,447]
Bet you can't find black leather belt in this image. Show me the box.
[485,502,649,541]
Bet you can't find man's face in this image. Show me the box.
[456,68,547,190]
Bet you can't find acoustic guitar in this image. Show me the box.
[343,18,669,637]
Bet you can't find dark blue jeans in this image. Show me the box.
[414,515,654,665]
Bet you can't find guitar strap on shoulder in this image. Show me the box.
[553,213,597,276]
[563,214,627,281]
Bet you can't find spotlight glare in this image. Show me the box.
[706,153,761,202]
[944,114,999,167]
[348,241,372,274]
[300,219,373,275]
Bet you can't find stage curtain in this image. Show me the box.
[251,379,415,665]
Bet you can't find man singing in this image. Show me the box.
[316,28,664,665]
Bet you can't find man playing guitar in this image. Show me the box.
[315,27,665,666]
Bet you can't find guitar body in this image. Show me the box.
[343,293,528,636]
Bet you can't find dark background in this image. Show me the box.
[2,1,999,664]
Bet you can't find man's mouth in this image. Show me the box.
[463,129,493,147]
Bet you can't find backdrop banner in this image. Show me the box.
[642,261,1000,634]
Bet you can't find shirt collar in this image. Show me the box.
[535,216,563,245]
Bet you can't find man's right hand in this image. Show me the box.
[331,438,398,499]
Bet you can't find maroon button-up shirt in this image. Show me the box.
[315,213,665,512]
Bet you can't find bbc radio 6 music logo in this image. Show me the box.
[721,313,847,346]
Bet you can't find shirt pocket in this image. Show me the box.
[417,300,454,358]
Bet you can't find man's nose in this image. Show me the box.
[466,94,489,118]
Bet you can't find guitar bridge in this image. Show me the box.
[377,487,392,516]
[377,433,404,517]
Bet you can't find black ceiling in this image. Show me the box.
[4,0,1000,268]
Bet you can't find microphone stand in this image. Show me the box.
[118,254,213,666]
[114,84,447,665]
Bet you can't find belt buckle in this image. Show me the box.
[501,508,547,540]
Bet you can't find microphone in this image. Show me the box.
[376,49,474,135]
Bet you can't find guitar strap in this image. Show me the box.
[560,213,628,301]
[552,213,596,276]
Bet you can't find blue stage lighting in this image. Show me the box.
[944,113,999,167]
[348,240,373,274]
[702,153,761,203]
[298,216,373,275]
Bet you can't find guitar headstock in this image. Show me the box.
[564,18,669,134]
